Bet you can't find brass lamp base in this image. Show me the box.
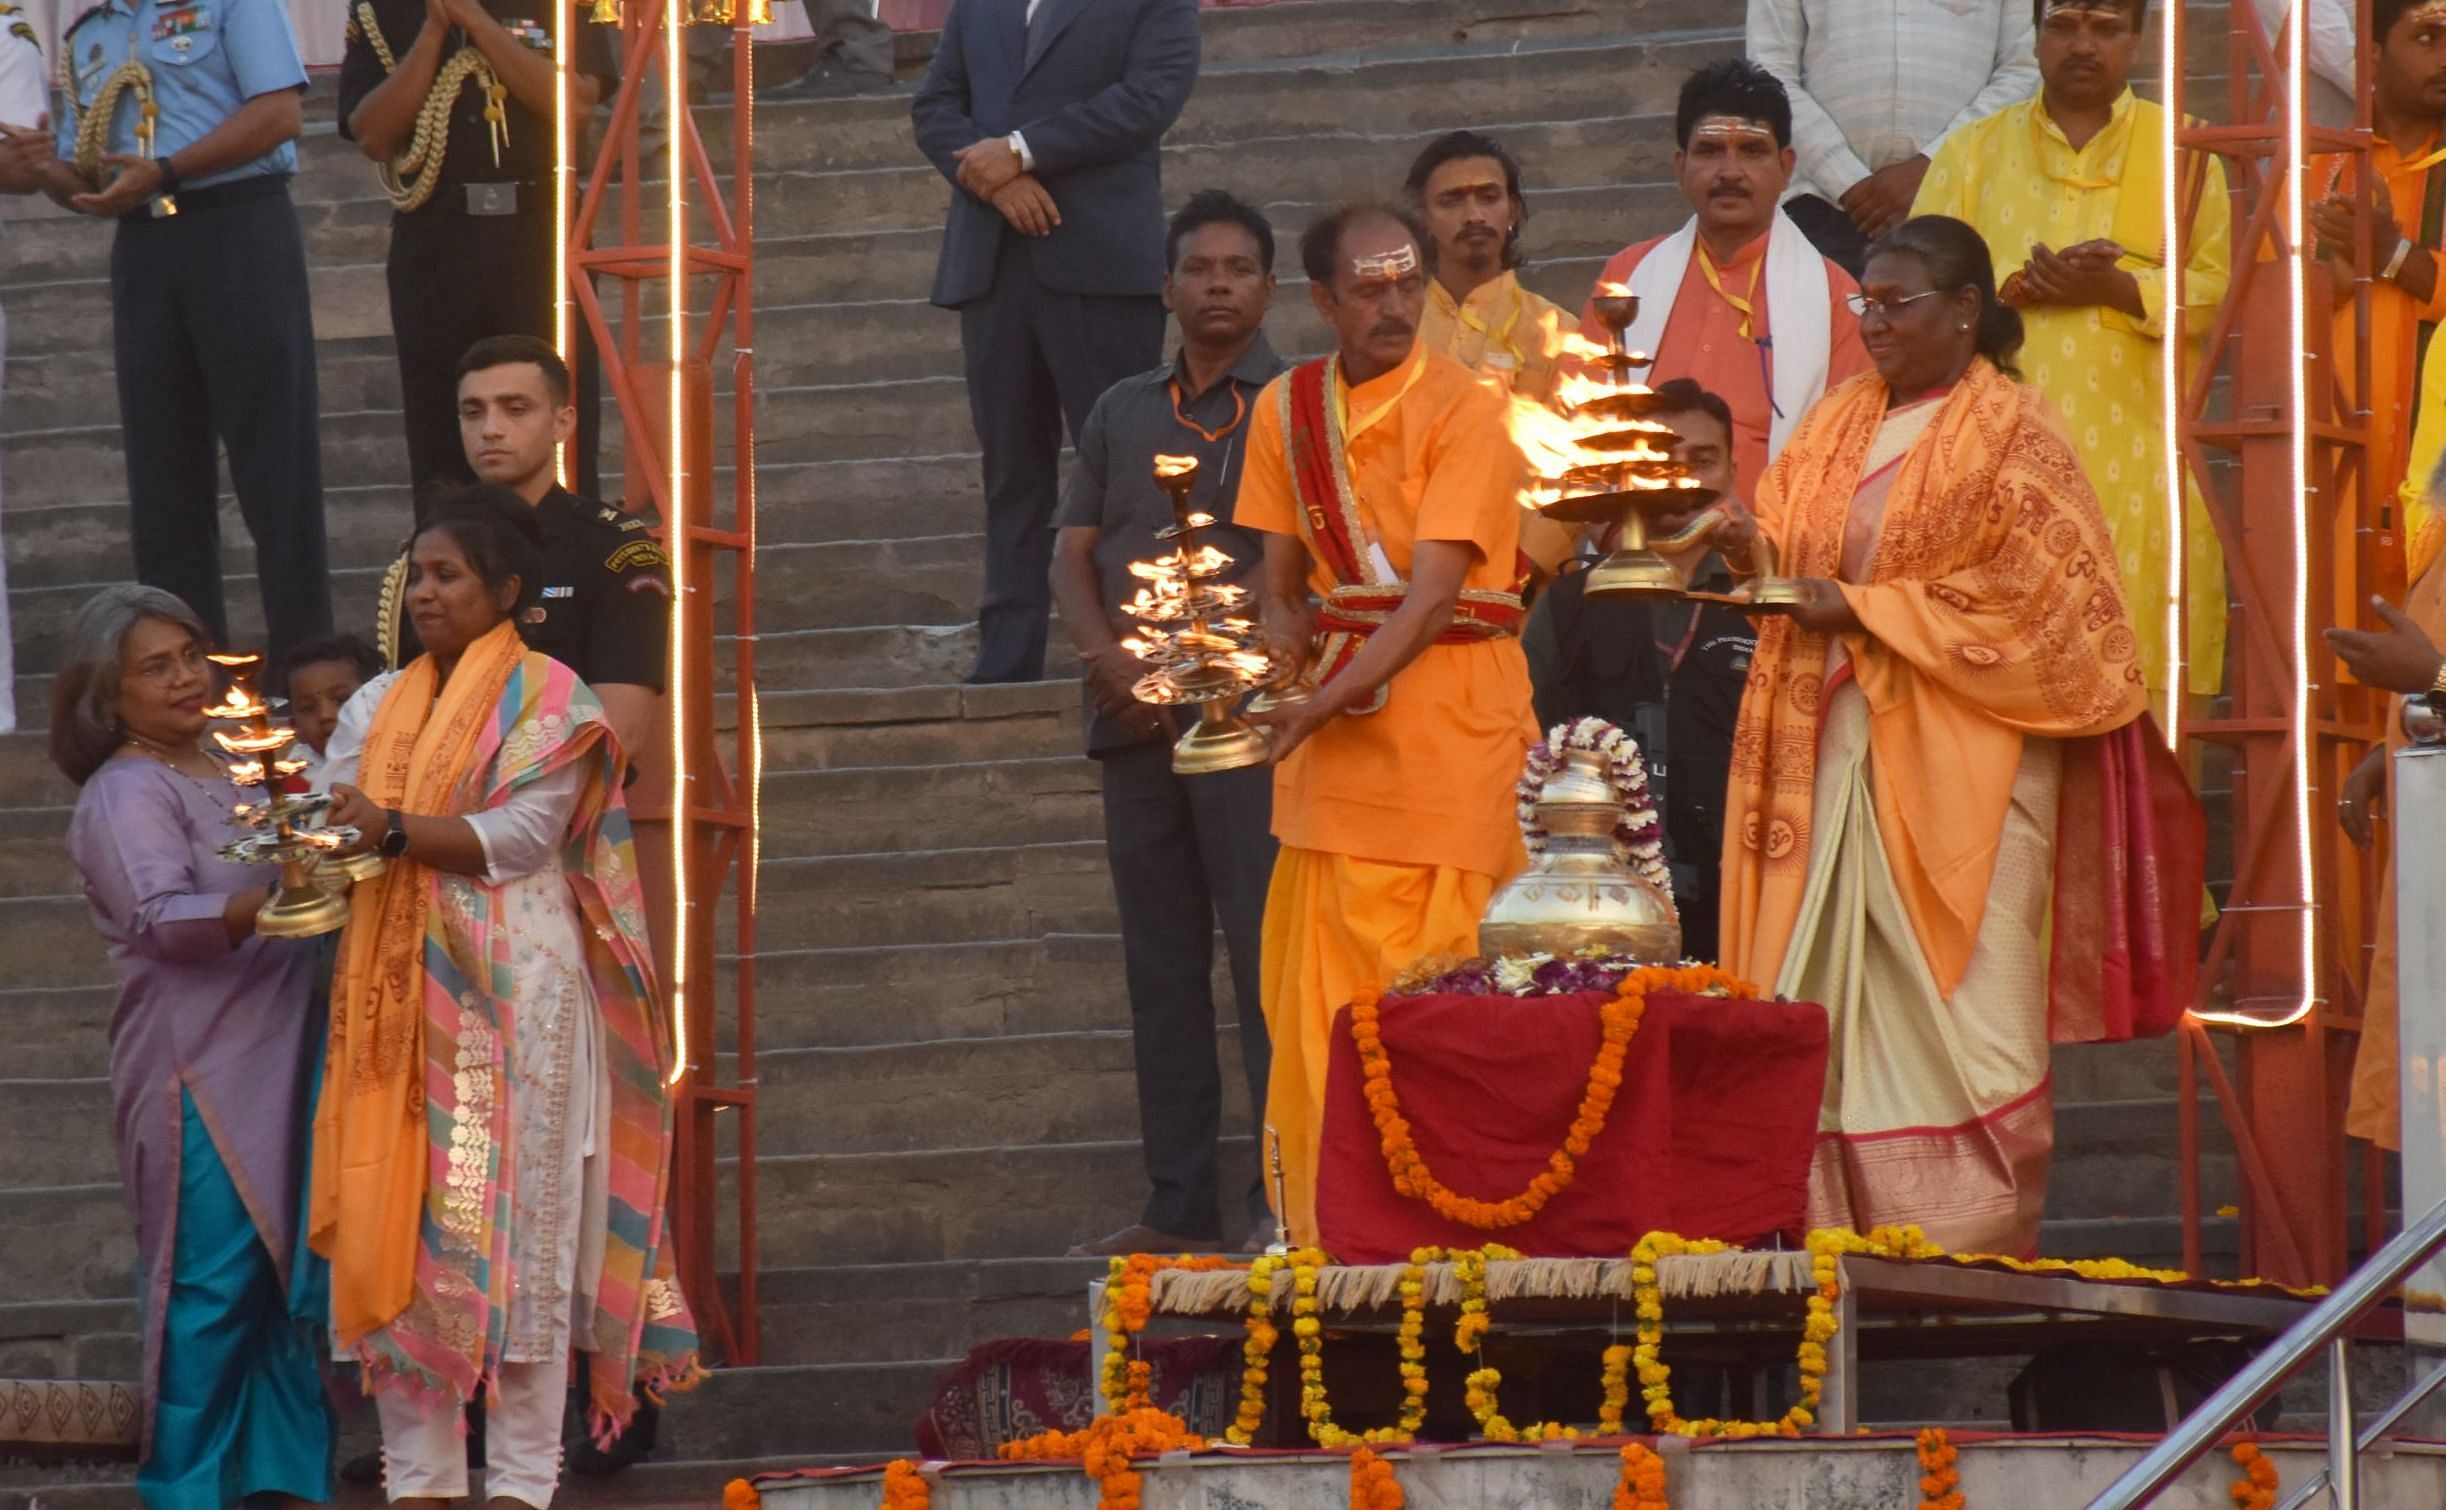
[321,849,385,887]
[257,859,350,938]
[1172,699,1271,775]
[1582,546,1686,599]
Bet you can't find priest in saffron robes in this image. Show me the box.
[1912,0,2231,715]
[1238,204,1539,1245]
[1712,216,2200,1257]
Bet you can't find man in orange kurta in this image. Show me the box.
[1581,60,1871,502]
[1239,205,1538,1245]
[2311,0,2446,577]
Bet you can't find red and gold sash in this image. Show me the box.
[1281,357,1524,713]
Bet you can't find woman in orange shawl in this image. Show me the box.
[316,488,696,1508]
[1712,216,2200,1257]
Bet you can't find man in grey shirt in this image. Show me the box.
[1050,190,1285,1255]
[1747,0,2039,272]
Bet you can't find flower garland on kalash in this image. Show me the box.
[878,1459,931,1509]
[1353,962,1760,1229]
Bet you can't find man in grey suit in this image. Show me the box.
[912,0,1201,684]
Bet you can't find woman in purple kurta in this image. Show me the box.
[55,585,332,1508]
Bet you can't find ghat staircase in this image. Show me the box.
[0,2,2252,1503]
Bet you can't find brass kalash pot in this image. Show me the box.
[1479,744,1681,962]
[1537,287,1806,614]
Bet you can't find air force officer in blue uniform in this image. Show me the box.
[41,0,331,676]
[912,0,1199,685]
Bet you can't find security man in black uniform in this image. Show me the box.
[339,0,615,493]
[382,336,669,748]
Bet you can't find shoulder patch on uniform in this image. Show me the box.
[626,575,672,599]
[605,539,667,573]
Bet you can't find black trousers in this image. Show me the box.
[1783,193,1872,279]
[1097,740,1276,1238]
[387,188,602,499]
[111,178,332,674]
[958,251,1163,683]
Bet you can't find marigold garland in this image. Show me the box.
[1000,1361,1206,1510]
[1349,1445,1405,1509]
[723,1479,761,1510]
[1355,964,1759,1229]
[877,1459,929,1510]
[2230,1438,2279,1510]
[1917,1427,1964,1510]
[1098,1252,1236,1410]
[1611,1443,1668,1510]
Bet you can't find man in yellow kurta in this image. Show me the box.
[1405,130,1574,402]
[1239,205,1539,1245]
[1912,0,2231,715]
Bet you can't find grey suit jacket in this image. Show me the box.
[911,0,1200,309]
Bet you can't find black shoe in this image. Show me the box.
[564,1379,659,1476]
[762,60,901,99]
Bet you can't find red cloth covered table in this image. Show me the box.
[1315,990,1829,1264]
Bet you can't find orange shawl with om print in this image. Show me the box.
[1721,360,2199,1023]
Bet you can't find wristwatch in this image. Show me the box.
[153,155,180,199]
[377,808,410,859]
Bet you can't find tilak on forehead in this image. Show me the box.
[1692,117,1778,146]
[1351,244,1420,279]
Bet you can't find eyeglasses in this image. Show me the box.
[1845,290,1946,321]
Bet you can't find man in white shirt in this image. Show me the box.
[1746,0,2039,273]
[0,4,46,733]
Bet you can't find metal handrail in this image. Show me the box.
[2088,1195,2446,1508]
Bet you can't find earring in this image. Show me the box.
[1959,322,1972,331]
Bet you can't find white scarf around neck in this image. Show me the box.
[1619,207,1832,461]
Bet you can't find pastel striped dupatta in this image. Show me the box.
[310,621,698,1434]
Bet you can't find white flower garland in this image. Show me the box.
[1516,717,1675,907]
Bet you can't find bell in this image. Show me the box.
[257,857,351,939]
[1172,697,1270,775]
[1479,747,1680,961]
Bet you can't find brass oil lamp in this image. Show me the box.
[1519,286,1805,614]
[1479,744,1681,962]
[206,654,365,938]
[1121,455,1275,775]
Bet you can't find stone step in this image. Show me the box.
[729,1134,1260,1268]
[749,839,1117,952]
[753,1025,1256,1158]
[747,1258,1102,1370]
[0,895,110,990]
[764,754,1103,856]
[0,1297,138,1381]
[750,680,1081,769]
[0,985,115,1081]
[724,931,1133,1054]
[0,1183,133,1304]
[0,1078,115,1189]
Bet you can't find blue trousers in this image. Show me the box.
[140,1089,332,1509]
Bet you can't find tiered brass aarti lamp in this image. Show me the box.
[1534,286,1804,612]
[1120,455,1276,775]
[206,654,370,939]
